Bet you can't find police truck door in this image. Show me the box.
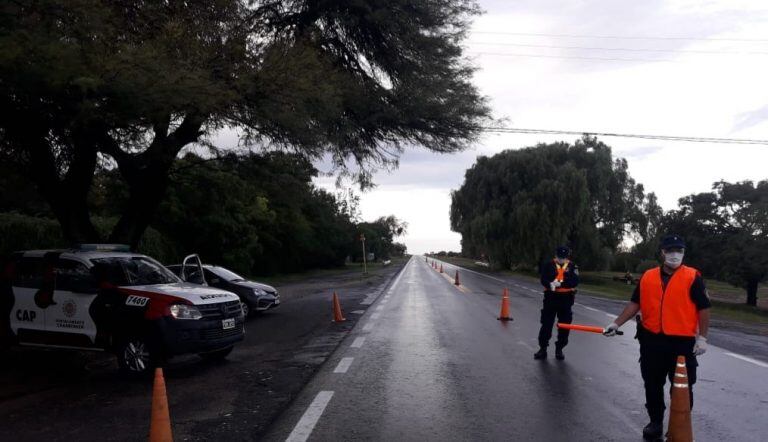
[9,257,49,343]
[46,259,99,347]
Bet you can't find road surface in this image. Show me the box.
[266,256,768,441]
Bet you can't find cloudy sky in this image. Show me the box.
[315,0,768,255]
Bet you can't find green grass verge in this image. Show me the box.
[254,256,409,285]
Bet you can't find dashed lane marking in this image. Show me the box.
[285,391,334,442]
[375,305,384,311]
[351,310,366,315]
[333,357,354,373]
[362,323,375,332]
[371,312,381,320]
[351,337,366,348]
[724,352,768,369]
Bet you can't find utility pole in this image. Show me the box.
[360,233,367,275]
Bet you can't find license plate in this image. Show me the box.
[222,318,235,330]
[274,298,280,305]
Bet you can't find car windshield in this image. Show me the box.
[90,256,180,286]
[208,266,245,282]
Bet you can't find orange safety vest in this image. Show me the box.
[639,265,699,337]
[554,260,575,294]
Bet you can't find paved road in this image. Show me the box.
[266,256,768,441]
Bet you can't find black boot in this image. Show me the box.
[642,421,663,440]
[555,347,565,360]
[533,348,547,359]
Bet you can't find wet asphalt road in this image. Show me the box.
[265,256,768,441]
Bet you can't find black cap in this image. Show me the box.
[660,234,686,250]
[555,246,570,258]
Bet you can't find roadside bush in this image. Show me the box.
[612,252,641,272]
[636,259,659,274]
[0,213,66,255]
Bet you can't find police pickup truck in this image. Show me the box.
[0,245,245,375]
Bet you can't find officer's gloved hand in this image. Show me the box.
[603,322,619,337]
[694,336,707,356]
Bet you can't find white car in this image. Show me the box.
[1,245,244,375]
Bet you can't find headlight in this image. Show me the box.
[168,304,202,320]
[253,288,267,296]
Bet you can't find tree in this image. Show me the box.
[664,180,768,306]
[352,216,407,262]
[0,0,490,248]
[450,136,645,270]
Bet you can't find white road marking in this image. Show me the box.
[724,352,768,368]
[333,357,354,373]
[362,323,375,332]
[285,391,334,442]
[582,306,600,312]
[351,310,366,315]
[351,337,366,348]
[371,312,381,320]
[375,305,384,311]
[517,340,534,350]
[360,299,374,305]
[605,313,618,319]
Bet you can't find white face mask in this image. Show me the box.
[663,251,684,269]
[555,257,567,265]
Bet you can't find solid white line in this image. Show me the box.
[724,352,768,368]
[285,391,334,442]
[334,357,354,373]
[351,337,366,348]
[517,340,534,350]
[582,306,600,312]
[362,323,375,332]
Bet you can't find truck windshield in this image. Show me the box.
[91,257,180,286]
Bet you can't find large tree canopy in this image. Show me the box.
[0,0,489,248]
[663,180,768,306]
[450,137,647,270]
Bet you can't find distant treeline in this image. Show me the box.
[450,136,767,306]
[0,152,406,276]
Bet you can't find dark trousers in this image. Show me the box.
[537,293,574,349]
[638,329,698,423]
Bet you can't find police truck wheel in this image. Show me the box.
[117,336,156,375]
[199,346,233,361]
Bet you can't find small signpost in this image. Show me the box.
[360,234,367,275]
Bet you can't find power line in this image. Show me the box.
[467,41,768,56]
[472,31,768,43]
[469,51,674,63]
[481,127,768,145]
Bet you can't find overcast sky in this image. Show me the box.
[310,1,768,255]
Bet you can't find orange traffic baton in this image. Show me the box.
[557,323,624,335]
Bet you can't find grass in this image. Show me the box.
[253,256,409,285]
[434,255,768,326]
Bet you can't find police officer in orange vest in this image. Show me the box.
[534,245,579,360]
[603,234,711,440]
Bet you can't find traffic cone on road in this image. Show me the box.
[497,288,513,321]
[667,355,694,442]
[454,270,460,286]
[149,368,173,442]
[440,264,444,273]
[332,292,346,322]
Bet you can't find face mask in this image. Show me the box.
[664,252,684,269]
[555,257,566,265]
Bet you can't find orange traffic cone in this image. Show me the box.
[332,292,346,322]
[454,270,460,286]
[439,264,444,273]
[497,288,513,321]
[149,368,173,442]
[667,355,694,442]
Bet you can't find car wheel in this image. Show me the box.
[199,346,233,361]
[241,301,251,318]
[117,336,156,375]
